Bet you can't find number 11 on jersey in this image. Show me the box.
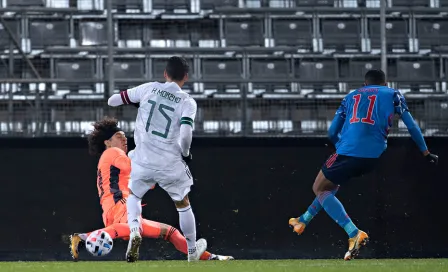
[349,94,377,125]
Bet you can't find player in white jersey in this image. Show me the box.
[107,57,206,262]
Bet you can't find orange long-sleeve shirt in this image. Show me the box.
[96,147,131,213]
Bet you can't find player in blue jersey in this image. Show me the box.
[288,69,438,260]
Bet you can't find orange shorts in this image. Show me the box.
[102,200,162,239]
[102,200,128,227]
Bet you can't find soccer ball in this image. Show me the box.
[85,230,114,257]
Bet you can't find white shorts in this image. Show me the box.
[129,160,193,201]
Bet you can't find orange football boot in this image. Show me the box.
[344,230,369,261]
[288,218,306,235]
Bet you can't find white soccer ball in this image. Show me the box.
[85,230,114,257]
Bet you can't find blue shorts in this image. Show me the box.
[321,153,379,185]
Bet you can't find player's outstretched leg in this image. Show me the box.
[175,195,207,262]
[126,192,143,262]
[289,185,340,235]
[313,171,368,260]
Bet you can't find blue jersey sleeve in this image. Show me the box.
[393,90,409,116]
[328,98,347,145]
[394,90,428,153]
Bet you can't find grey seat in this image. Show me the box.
[392,0,429,7]
[20,59,50,79]
[416,19,448,51]
[6,0,44,6]
[147,20,190,47]
[272,19,313,49]
[104,59,146,79]
[295,59,338,82]
[321,19,362,51]
[190,20,220,47]
[152,0,191,11]
[249,58,291,79]
[296,0,335,6]
[79,21,108,46]
[224,19,264,47]
[110,0,143,11]
[369,19,409,51]
[295,58,339,91]
[55,59,96,91]
[397,59,435,82]
[118,21,143,45]
[201,58,243,79]
[0,19,19,50]
[200,0,239,9]
[29,20,70,49]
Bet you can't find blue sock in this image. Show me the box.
[299,187,339,225]
[318,191,358,238]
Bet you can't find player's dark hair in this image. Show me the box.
[165,56,189,81]
[87,117,121,156]
[365,69,386,85]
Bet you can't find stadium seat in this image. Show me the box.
[249,58,291,79]
[110,0,143,11]
[368,19,410,52]
[416,19,448,51]
[200,0,239,10]
[397,59,435,82]
[79,21,108,46]
[268,0,295,8]
[104,58,146,80]
[271,18,313,49]
[201,58,243,79]
[152,0,191,11]
[6,0,44,6]
[391,0,430,7]
[117,21,143,47]
[148,20,191,47]
[29,20,70,49]
[151,57,194,80]
[224,19,264,47]
[296,0,335,6]
[189,20,220,47]
[295,59,337,82]
[0,19,19,50]
[55,59,96,91]
[295,58,339,92]
[320,19,362,51]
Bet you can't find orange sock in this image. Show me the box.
[165,226,211,260]
[86,223,131,240]
[141,219,162,239]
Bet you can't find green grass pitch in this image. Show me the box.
[2,259,447,272]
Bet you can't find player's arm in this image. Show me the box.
[328,98,347,145]
[179,97,197,161]
[394,91,438,164]
[107,83,148,108]
[112,153,131,171]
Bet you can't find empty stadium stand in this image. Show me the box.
[0,0,447,136]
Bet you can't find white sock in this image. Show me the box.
[127,194,142,234]
[177,205,197,251]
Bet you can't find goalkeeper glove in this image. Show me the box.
[425,153,438,165]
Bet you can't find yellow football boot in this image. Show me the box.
[344,230,369,261]
[69,234,83,262]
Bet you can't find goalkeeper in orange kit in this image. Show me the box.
[70,117,233,261]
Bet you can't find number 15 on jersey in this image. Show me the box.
[145,100,174,139]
